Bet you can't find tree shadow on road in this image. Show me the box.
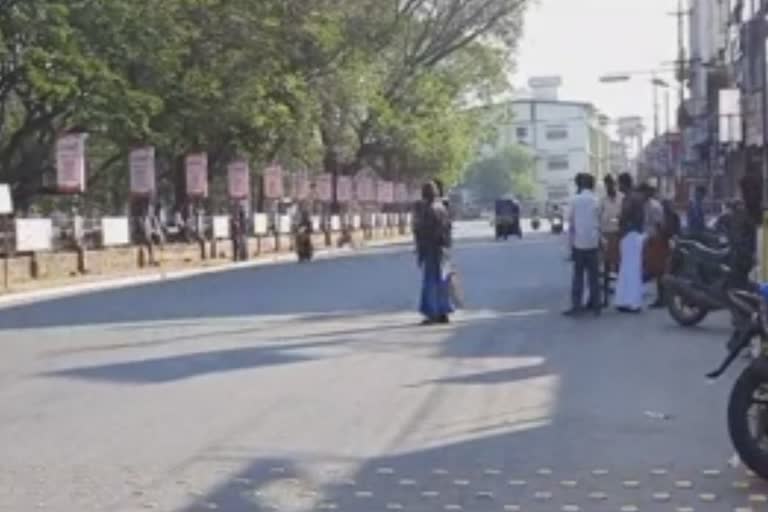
[39,340,343,384]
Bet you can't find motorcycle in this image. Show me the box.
[708,284,768,479]
[550,215,563,235]
[531,217,541,231]
[661,232,733,327]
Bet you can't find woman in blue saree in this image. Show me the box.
[415,181,454,324]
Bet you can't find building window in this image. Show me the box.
[546,125,568,140]
[516,126,528,140]
[547,155,569,171]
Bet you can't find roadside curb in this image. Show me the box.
[0,237,412,310]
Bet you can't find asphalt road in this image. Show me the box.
[0,221,764,511]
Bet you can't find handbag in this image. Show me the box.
[446,265,465,309]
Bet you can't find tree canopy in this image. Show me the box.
[464,145,536,203]
[0,0,530,211]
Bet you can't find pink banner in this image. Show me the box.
[355,176,374,202]
[337,176,352,202]
[315,174,332,201]
[290,171,311,200]
[227,160,250,199]
[377,180,394,204]
[56,133,87,193]
[395,182,408,203]
[129,146,156,196]
[185,153,208,198]
[263,164,284,199]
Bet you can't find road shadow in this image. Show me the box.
[170,303,749,512]
[40,340,342,384]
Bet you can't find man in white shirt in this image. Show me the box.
[564,173,601,316]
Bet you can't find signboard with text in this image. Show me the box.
[185,153,209,198]
[56,133,87,193]
[337,176,352,202]
[129,146,156,196]
[227,160,250,199]
[0,184,12,215]
[315,174,333,201]
[263,164,284,199]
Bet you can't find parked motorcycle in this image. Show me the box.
[550,215,563,235]
[531,217,541,231]
[708,284,768,479]
[661,232,733,327]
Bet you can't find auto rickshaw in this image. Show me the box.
[494,196,522,240]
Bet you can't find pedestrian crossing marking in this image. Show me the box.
[620,505,639,512]
[421,490,439,498]
[652,492,671,501]
[354,490,372,498]
[748,493,767,502]
[699,493,717,502]
[560,480,578,488]
[651,468,668,475]
[733,481,751,489]
[537,467,553,476]
[622,480,640,488]
[675,480,693,489]
[508,479,527,486]
[592,468,609,476]
[589,491,608,500]
[534,491,553,500]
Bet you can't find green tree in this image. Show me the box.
[464,145,535,203]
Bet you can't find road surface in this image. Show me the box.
[0,221,764,511]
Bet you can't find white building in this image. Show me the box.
[481,77,611,206]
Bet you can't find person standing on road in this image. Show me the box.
[641,184,667,308]
[415,181,453,325]
[564,173,601,316]
[614,172,646,313]
[599,175,623,277]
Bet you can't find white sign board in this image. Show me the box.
[129,147,156,196]
[253,213,269,235]
[185,153,209,198]
[278,215,292,235]
[352,215,362,229]
[228,160,250,199]
[0,184,12,214]
[101,217,130,246]
[330,215,341,232]
[15,218,52,252]
[213,215,231,239]
[56,133,87,193]
[311,215,322,232]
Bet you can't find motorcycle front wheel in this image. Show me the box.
[728,360,768,479]
[666,290,709,327]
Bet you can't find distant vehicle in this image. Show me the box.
[494,197,522,240]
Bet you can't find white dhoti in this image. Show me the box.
[614,231,646,310]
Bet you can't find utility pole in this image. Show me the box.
[668,0,691,197]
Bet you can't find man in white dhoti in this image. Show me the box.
[614,173,646,313]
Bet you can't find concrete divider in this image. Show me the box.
[1,226,410,290]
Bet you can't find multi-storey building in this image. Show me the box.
[480,77,612,207]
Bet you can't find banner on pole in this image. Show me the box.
[263,164,284,199]
[354,175,374,202]
[56,133,87,193]
[185,153,209,198]
[315,174,332,201]
[129,146,156,196]
[0,184,11,214]
[395,182,408,203]
[337,176,352,202]
[227,160,250,199]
